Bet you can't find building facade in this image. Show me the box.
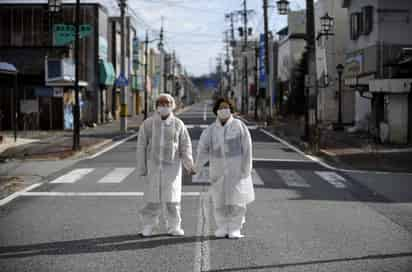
[315,0,355,124]
[342,0,412,144]
[276,9,307,114]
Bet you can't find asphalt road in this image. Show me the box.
[1,101,412,272]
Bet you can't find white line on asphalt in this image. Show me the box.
[97,168,135,183]
[252,169,264,185]
[193,193,210,272]
[276,170,310,188]
[259,128,339,170]
[20,192,201,197]
[49,168,94,184]
[203,104,207,121]
[259,128,412,175]
[85,132,139,160]
[315,171,347,189]
[253,158,312,162]
[186,124,257,130]
[0,183,43,207]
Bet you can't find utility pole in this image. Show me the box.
[225,31,231,98]
[171,51,176,96]
[306,0,319,150]
[73,0,81,151]
[254,45,259,120]
[119,0,127,133]
[242,0,249,115]
[159,17,165,93]
[144,31,149,120]
[262,0,271,120]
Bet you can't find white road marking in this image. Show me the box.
[315,171,347,188]
[276,170,310,188]
[0,183,43,207]
[193,168,264,186]
[186,124,257,130]
[258,128,412,175]
[253,158,311,162]
[97,168,135,183]
[20,192,201,197]
[203,104,207,121]
[49,168,94,184]
[193,193,210,272]
[85,132,139,160]
[252,169,264,185]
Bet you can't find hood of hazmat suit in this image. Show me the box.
[195,116,255,206]
[136,112,193,203]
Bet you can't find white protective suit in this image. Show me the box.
[195,115,255,233]
[136,111,193,232]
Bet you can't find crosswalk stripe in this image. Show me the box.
[193,168,264,185]
[252,169,264,185]
[275,170,310,188]
[50,168,94,184]
[98,168,135,183]
[315,171,347,188]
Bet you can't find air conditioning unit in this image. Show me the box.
[45,57,75,85]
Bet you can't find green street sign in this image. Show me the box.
[53,24,93,46]
[80,24,92,39]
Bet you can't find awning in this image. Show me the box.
[0,62,18,75]
[99,60,115,86]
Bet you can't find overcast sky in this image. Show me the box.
[122,0,307,76]
[8,0,305,76]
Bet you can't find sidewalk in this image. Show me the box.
[0,115,143,161]
[244,114,412,173]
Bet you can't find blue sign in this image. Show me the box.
[115,74,129,87]
[259,34,267,89]
[205,79,218,89]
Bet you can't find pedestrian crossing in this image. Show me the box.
[48,167,349,190]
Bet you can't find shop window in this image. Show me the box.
[362,6,374,35]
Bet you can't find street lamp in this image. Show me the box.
[48,0,62,13]
[320,13,334,34]
[335,63,344,131]
[276,0,289,15]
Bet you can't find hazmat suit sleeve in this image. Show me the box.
[240,121,253,179]
[195,128,211,173]
[179,124,194,171]
[136,121,148,176]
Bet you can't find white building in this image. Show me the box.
[315,0,354,124]
[276,9,307,113]
[342,0,412,144]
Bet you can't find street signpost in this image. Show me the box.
[54,24,92,46]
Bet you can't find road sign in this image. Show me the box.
[115,74,129,87]
[80,24,92,39]
[54,24,93,46]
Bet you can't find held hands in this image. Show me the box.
[188,167,197,176]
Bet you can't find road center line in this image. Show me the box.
[193,193,210,272]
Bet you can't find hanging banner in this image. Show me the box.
[259,34,267,89]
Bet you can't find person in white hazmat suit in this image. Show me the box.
[195,98,255,239]
[136,93,195,237]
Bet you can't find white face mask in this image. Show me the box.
[217,108,231,120]
[158,106,172,117]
